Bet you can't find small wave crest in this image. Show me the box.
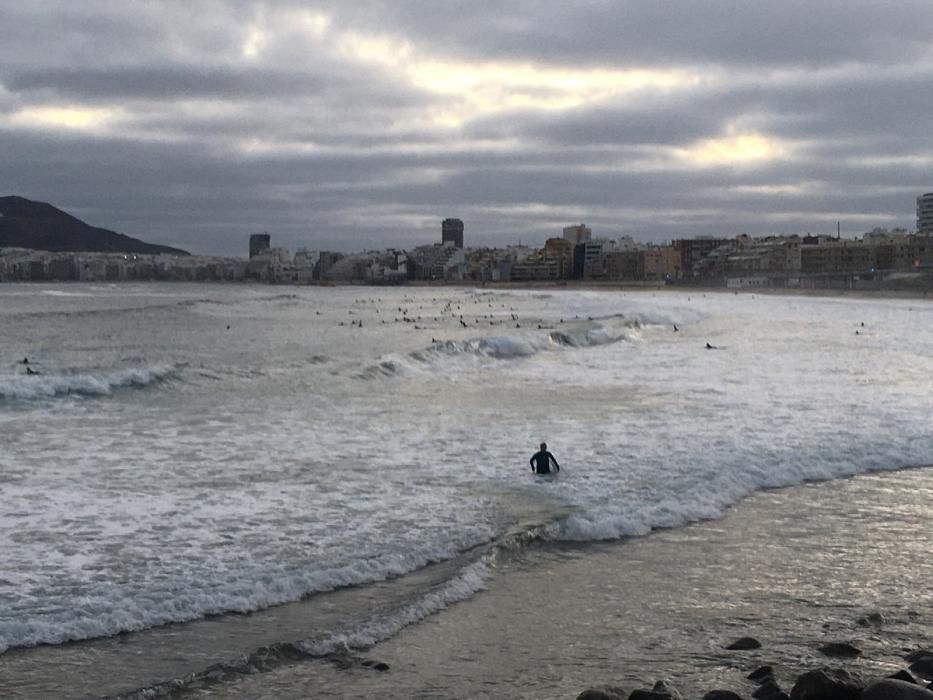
[109,561,490,700]
[358,318,640,380]
[0,363,180,401]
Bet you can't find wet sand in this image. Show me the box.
[197,467,933,699]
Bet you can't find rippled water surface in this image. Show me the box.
[1,283,932,698]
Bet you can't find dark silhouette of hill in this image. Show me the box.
[0,196,189,255]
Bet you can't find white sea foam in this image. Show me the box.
[0,532,495,652]
[0,364,179,400]
[299,561,490,655]
[2,284,932,653]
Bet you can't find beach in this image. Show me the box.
[167,466,933,699]
[1,284,932,699]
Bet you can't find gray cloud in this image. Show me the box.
[1,0,931,254]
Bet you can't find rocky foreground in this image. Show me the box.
[576,640,933,700]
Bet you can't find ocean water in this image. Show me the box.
[1,283,931,698]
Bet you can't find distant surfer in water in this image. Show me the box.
[530,442,560,474]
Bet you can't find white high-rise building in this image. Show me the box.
[562,224,592,244]
[918,192,933,235]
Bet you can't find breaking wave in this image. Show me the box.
[359,316,645,379]
[0,363,181,400]
[109,561,491,700]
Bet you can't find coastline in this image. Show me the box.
[197,466,933,699]
[4,285,933,700]
[4,277,933,301]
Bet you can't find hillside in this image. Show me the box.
[0,196,189,256]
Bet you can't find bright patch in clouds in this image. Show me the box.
[241,26,268,58]
[337,29,702,124]
[9,106,121,132]
[676,132,788,166]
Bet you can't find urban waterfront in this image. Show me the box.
[3,219,933,292]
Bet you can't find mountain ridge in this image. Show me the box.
[0,196,190,256]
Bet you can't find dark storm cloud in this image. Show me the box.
[1,0,931,253]
[320,0,933,67]
[4,66,335,101]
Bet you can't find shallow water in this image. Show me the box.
[202,467,933,699]
[1,284,932,698]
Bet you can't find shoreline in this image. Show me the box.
[5,277,933,302]
[199,466,933,699]
[3,468,932,699]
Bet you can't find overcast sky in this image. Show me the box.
[2,1,932,255]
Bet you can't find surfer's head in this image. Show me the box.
[540,442,547,451]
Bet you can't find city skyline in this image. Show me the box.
[1,1,932,255]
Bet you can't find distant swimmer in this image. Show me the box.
[25,366,40,375]
[673,324,678,332]
[706,342,715,349]
[530,442,560,475]
[21,357,29,364]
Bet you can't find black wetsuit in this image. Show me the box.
[530,450,559,474]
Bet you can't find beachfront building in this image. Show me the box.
[720,238,798,288]
[510,254,562,281]
[916,193,933,235]
[576,239,611,279]
[800,238,872,275]
[672,236,733,279]
[542,237,575,279]
[643,245,680,281]
[586,249,645,281]
[869,232,933,271]
[562,224,592,245]
[249,233,271,259]
[442,218,464,249]
[918,193,933,235]
[408,242,465,280]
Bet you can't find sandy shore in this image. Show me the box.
[196,466,933,699]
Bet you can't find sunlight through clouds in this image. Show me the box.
[241,26,268,58]
[334,27,702,124]
[675,132,790,167]
[9,105,122,132]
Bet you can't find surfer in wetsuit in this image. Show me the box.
[530,442,560,474]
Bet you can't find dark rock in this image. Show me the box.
[818,642,862,658]
[748,666,775,683]
[790,668,864,700]
[906,651,933,664]
[577,687,627,700]
[862,679,933,700]
[753,680,782,699]
[703,692,745,700]
[887,671,917,684]
[727,637,763,650]
[910,658,933,680]
[857,612,886,627]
